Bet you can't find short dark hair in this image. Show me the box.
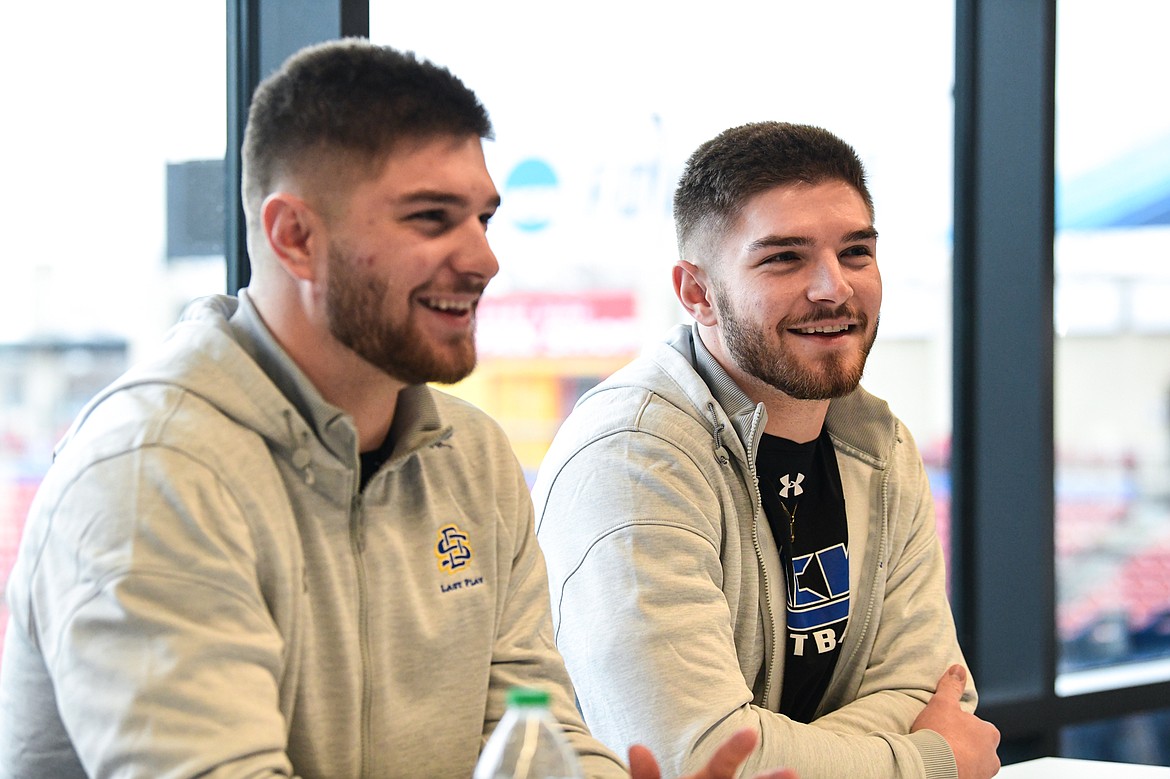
[241,38,492,217]
[673,122,873,257]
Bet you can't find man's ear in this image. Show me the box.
[674,260,719,326]
[261,192,321,282]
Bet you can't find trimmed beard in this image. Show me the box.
[325,241,480,386]
[717,286,878,401]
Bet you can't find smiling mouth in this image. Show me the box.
[791,323,853,335]
[420,297,476,315]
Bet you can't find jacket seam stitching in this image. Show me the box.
[553,519,721,644]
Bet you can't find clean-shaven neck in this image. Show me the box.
[308,349,402,454]
[760,391,828,444]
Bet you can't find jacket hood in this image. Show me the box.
[574,323,763,471]
[56,295,313,465]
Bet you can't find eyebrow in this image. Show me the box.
[744,227,879,253]
[399,189,502,210]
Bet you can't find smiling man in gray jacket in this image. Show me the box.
[0,40,791,779]
[533,123,1001,779]
[0,39,607,779]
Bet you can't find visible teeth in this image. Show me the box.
[426,299,473,312]
[795,324,850,334]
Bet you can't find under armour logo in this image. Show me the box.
[780,473,804,498]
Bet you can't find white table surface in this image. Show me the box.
[999,757,1170,778]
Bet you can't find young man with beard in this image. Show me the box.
[532,122,1002,779]
[0,41,792,779]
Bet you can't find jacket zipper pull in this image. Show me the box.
[351,493,366,552]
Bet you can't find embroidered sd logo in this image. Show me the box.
[435,524,473,572]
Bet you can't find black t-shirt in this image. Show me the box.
[359,433,396,491]
[755,426,850,723]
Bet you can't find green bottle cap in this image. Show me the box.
[506,686,551,707]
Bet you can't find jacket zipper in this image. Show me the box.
[744,407,780,709]
[834,454,889,688]
[349,491,373,778]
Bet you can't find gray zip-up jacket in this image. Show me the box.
[533,323,974,779]
[0,292,624,779]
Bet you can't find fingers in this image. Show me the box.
[628,744,663,779]
[932,664,968,702]
[629,729,765,779]
[697,728,759,778]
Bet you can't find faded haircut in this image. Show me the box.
[673,121,873,259]
[241,38,492,220]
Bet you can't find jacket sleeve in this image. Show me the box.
[18,441,300,779]
[482,446,630,779]
[534,418,961,779]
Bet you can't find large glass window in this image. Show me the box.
[0,3,227,658]
[369,3,958,568]
[1054,0,1170,703]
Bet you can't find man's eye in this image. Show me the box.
[762,251,800,264]
[407,209,453,229]
[842,245,874,259]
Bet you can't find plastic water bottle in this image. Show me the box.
[473,686,584,779]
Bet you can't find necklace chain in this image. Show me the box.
[780,500,798,543]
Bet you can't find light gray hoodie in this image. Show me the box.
[533,323,974,779]
[0,292,624,779]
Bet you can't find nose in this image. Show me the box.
[807,254,852,306]
[454,220,500,282]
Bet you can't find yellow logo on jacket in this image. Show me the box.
[435,524,472,573]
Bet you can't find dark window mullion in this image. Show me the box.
[952,0,1057,760]
[223,0,369,294]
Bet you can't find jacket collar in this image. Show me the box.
[230,290,355,464]
[666,323,766,462]
[230,289,451,476]
[666,322,896,469]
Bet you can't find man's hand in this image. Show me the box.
[628,728,796,779]
[912,665,1001,779]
